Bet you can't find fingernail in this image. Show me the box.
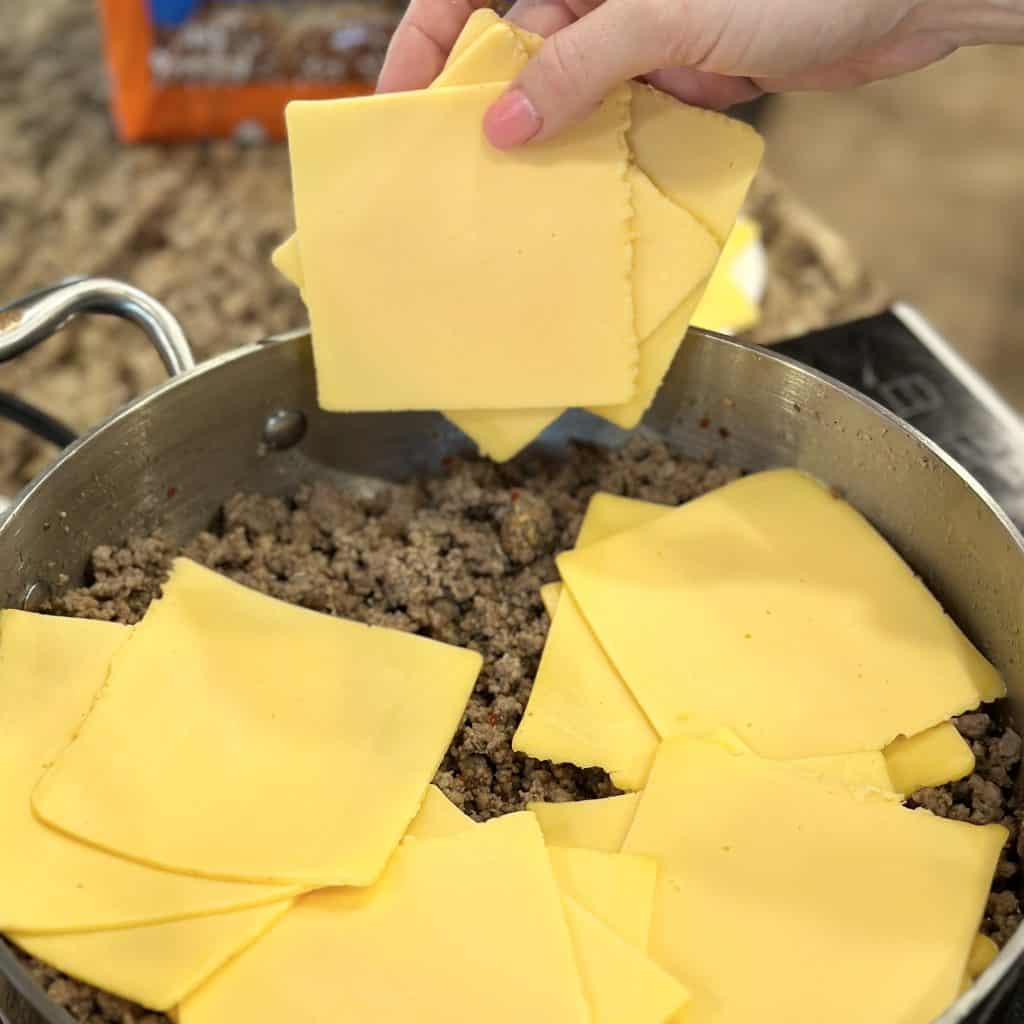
[484,89,542,148]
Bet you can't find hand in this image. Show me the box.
[378,0,1024,147]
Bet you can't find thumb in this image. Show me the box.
[484,3,665,148]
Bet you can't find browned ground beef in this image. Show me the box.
[10,439,1022,1021]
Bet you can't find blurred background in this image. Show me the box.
[0,1,1021,496]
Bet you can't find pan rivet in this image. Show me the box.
[22,581,52,612]
[263,410,307,451]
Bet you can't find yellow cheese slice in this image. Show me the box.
[540,580,561,618]
[33,557,481,887]
[13,901,291,1013]
[434,16,527,88]
[558,469,1004,759]
[270,237,303,295]
[514,579,658,790]
[587,287,704,430]
[629,84,765,245]
[694,725,896,792]
[624,737,1006,1024]
[404,787,657,949]
[692,217,762,334]
[514,494,668,789]
[788,751,894,791]
[275,16,754,457]
[529,794,641,853]
[442,6,499,67]
[576,492,673,546]
[526,494,898,791]
[0,609,293,934]
[446,407,564,463]
[561,894,689,1024]
[885,721,976,794]
[447,172,717,457]
[967,932,999,978]
[435,24,719,458]
[286,82,637,412]
[179,814,592,1024]
[406,784,474,838]
[397,787,681,1022]
[547,846,657,951]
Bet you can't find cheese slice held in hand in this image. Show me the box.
[286,82,637,412]
[558,469,1004,758]
[179,815,591,1024]
[33,557,481,887]
[274,15,760,459]
[0,610,293,934]
[623,737,1006,1024]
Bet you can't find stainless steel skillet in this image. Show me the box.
[1,276,1023,1024]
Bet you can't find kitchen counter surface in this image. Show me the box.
[0,0,888,499]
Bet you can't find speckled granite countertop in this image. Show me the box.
[0,1,889,499]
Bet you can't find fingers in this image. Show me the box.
[505,0,605,37]
[503,0,576,38]
[377,0,489,94]
[645,68,764,110]
[484,0,673,147]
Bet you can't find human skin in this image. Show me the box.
[376,0,1024,146]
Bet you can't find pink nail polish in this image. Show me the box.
[484,89,542,148]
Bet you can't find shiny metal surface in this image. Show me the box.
[0,277,194,375]
[1,278,1023,1023]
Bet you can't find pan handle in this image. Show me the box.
[0,276,195,376]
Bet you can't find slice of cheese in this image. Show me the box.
[275,16,756,457]
[558,469,1005,758]
[561,894,689,1024]
[33,557,481,887]
[695,726,895,792]
[628,83,764,245]
[514,581,659,790]
[527,493,898,792]
[13,901,291,1012]
[587,286,704,430]
[529,794,641,853]
[404,786,658,952]
[692,217,762,334]
[540,581,561,618]
[515,494,670,789]
[0,610,293,934]
[443,6,499,67]
[885,721,976,794]
[446,407,564,463]
[576,492,673,546]
[547,846,657,951]
[623,737,1006,1024]
[270,238,303,295]
[789,751,894,792]
[406,784,475,838]
[967,933,999,979]
[447,184,717,457]
[286,83,637,412]
[179,814,592,1024]
[434,16,528,88]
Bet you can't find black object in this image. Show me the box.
[0,392,75,450]
[775,306,1024,535]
